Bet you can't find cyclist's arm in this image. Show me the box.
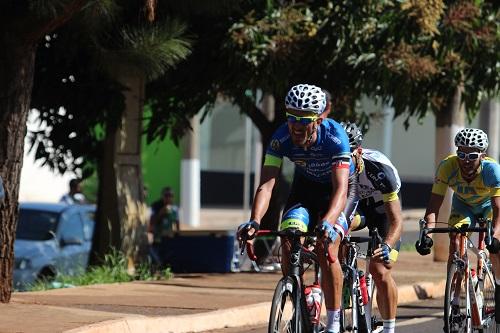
[491,196,500,239]
[321,166,349,224]
[424,192,445,229]
[383,198,403,248]
[250,165,280,223]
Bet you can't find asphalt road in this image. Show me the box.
[206,297,447,333]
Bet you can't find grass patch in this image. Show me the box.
[399,243,416,252]
[28,249,172,291]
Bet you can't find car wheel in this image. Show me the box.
[37,266,56,282]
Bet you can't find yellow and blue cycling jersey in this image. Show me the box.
[432,155,500,206]
[264,118,353,183]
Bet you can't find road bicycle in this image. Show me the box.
[340,227,384,333]
[417,218,497,333]
[240,228,334,333]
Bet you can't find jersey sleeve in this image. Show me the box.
[482,160,500,197]
[263,129,285,168]
[431,158,452,196]
[331,124,352,170]
[363,156,401,202]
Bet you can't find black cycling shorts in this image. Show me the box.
[283,172,358,231]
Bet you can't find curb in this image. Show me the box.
[65,279,446,333]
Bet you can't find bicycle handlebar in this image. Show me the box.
[239,229,336,264]
[417,218,493,247]
[344,227,383,257]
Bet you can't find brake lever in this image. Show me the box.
[417,219,427,246]
[485,219,493,247]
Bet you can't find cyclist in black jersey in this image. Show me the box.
[237,84,356,333]
[341,122,403,333]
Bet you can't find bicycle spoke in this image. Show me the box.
[444,264,471,333]
[269,278,300,333]
[480,262,497,332]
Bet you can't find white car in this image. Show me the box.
[14,202,95,290]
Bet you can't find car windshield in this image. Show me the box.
[16,209,60,240]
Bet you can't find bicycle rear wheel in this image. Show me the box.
[479,260,497,332]
[444,262,471,333]
[268,277,303,333]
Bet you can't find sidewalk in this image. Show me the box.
[0,208,440,333]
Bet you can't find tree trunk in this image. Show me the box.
[90,129,122,265]
[90,73,148,269]
[433,85,465,262]
[115,73,149,270]
[0,39,36,302]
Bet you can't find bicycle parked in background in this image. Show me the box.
[240,228,334,333]
[417,218,497,333]
[340,227,384,333]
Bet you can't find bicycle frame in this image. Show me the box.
[418,218,495,332]
[242,228,327,333]
[341,227,384,333]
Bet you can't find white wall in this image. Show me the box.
[19,111,71,202]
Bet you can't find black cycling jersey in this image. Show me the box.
[357,148,401,214]
[354,148,401,243]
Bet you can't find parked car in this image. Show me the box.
[14,202,95,290]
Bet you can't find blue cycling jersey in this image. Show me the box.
[264,118,353,183]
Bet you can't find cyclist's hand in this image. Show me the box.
[237,220,259,242]
[486,237,500,254]
[317,221,339,243]
[415,236,433,256]
[373,242,392,264]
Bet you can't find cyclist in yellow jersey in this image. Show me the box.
[417,128,500,319]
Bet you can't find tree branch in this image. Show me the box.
[27,0,90,44]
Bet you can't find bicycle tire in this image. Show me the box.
[340,276,368,333]
[268,276,303,333]
[479,260,497,333]
[444,262,471,333]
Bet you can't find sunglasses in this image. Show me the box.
[456,150,482,161]
[286,112,318,125]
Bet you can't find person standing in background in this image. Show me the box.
[60,178,87,204]
[148,187,180,267]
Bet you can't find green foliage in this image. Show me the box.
[26,249,172,291]
[226,0,499,127]
[29,1,193,177]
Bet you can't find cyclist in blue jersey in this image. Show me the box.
[237,84,356,333]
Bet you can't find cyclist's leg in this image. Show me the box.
[279,204,311,276]
[448,197,475,265]
[447,198,475,311]
[319,174,358,333]
[366,210,400,330]
[478,203,500,323]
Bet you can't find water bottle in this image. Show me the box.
[471,269,478,288]
[359,271,369,305]
[305,284,322,324]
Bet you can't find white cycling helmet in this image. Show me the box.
[454,128,489,151]
[341,122,363,151]
[285,84,326,115]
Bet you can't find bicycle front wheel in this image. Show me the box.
[340,275,368,333]
[268,277,303,333]
[480,260,497,332]
[444,262,471,333]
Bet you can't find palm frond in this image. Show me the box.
[104,20,192,81]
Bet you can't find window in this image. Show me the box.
[58,210,85,242]
[16,209,59,241]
